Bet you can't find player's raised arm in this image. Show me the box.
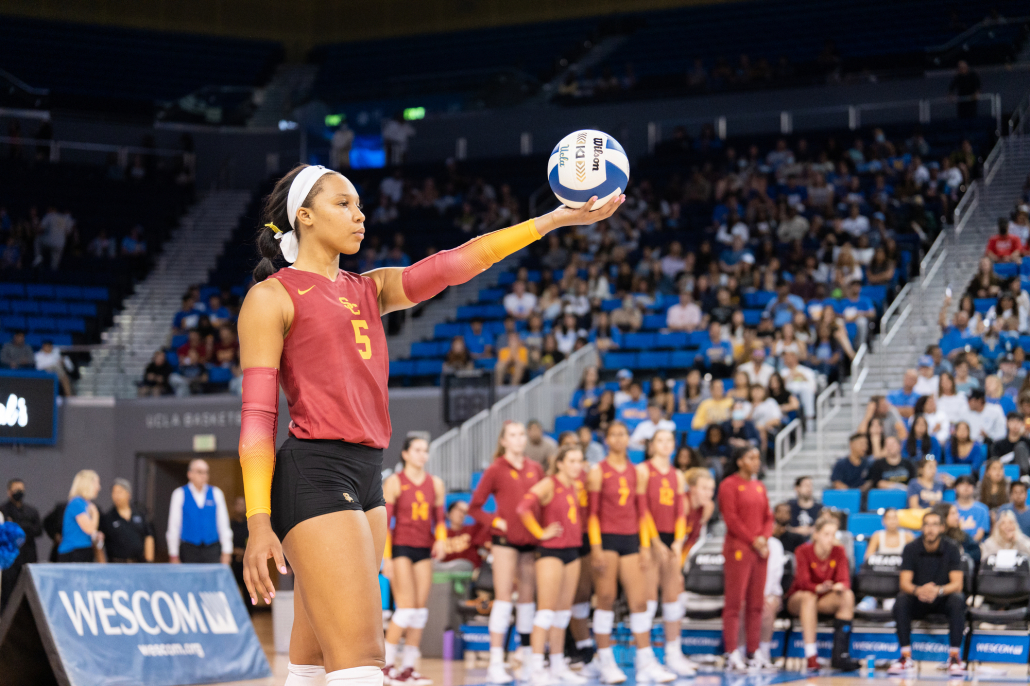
[364,194,624,315]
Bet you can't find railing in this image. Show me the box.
[953,181,980,237]
[850,343,869,430]
[773,418,803,494]
[815,382,843,474]
[983,140,1006,187]
[430,344,598,491]
[1008,87,1029,136]
[527,181,553,218]
[0,134,189,167]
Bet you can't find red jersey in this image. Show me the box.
[987,234,1023,259]
[597,459,639,535]
[787,542,850,597]
[268,268,390,448]
[539,478,583,549]
[645,462,680,534]
[717,473,773,553]
[444,522,490,568]
[683,493,705,554]
[393,472,437,548]
[469,457,543,546]
[574,477,589,525]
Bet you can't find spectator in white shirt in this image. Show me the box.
[780,350,818,420]
[379,169,405,203]
[911,156,930,186]
[916,395,951,446]
[738,347,776,387]
[629,403,676,449]
[34,339,73,396]
[666,291,702,331]
[166,459,233,564]
[503,280,537,320]
[936,372,969,425]
[614,369,634,407]
[965,389,1007,442]
[562,280,591,318]
[914,356,940,397]
[840,203,870,238]
[659,241,687,279]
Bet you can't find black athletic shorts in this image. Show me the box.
[271,437,386,541]
[658,532,675,548]
[601,533,639,556]
[537,546,581,564]
[492,535,536,554]
[393,545,432,563]
[579,533,592,557]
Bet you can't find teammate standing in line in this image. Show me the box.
[583,422,675,684]
[469,422,544,684]
[567,464,594,667]
[516,445,589,686]
[237,163,623,686]
[640,430,697,677]
[381,437,446,686]
[717,447,772,671]
[680,468,715,559]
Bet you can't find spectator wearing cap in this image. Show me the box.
[830,433,871,491]
[100,478,155,563]
[615,381,649,431]
[764,280,805,329]
[629,403,676,449]
[986,218,1023,263]
[997,482,1030,537]
[990,412,1030,475]
[1,331,34,369]
[953,474,990,545]
[888,369,921,420]
[613,368,634,407]
[966,389,1007,442]
[914,356,939,397]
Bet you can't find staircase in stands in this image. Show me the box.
[771,136,1030,503]
[78,190,253,398]
[250,64,318,129]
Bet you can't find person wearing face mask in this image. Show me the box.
[1,478,43,611]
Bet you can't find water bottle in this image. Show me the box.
[865,655,875,678]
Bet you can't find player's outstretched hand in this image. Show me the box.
[242,514,287,606]
[536,194,625,235]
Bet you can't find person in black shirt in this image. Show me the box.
[99,479,154,563]
[1,478,43,611]
[948,61,981,120]
[139,350,174,397]
[773,502,808,554]
[787,476,822,537]
[890,510,965,676]
[990,412,1030,476]
[867,437,916,490]
[229,495,251,611]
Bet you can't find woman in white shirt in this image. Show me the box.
[553,312,586,355]
[916,395,952,445]
[936,372,969,425]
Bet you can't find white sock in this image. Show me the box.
[666,636,681,657]
[759,641,771,658]
[520,645,532,666]
[531,653,545,671]
[576,639,594,649]
[550,653,565,672]
[286,663,326,686]
[326,665,384,686]
[597,646,615,665]
[384,643,398,669]
[490,647,505,667]
[402,644,420,669]
[804,643,817,658]
[636,646,655,666]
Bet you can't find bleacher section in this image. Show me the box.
[0,15,283,111]
[0,283,109,349]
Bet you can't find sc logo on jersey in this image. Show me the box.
[338,297,360,315]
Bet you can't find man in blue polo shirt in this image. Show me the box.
[887,369,921,420]
[953,475,990,544]
[166,459,233,564]
[615,381,649,432]
[838,281,876,347]
[764,280,806,328]
[694,321,734,379]
[464,318,493,359]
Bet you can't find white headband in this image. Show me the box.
[277,164,335,263]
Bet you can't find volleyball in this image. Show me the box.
[547,129,630,210]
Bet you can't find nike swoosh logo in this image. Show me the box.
[298,286,314,295]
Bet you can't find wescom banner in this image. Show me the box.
[29,563,270,686]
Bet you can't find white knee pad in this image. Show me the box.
[678,591,688,606]
[662,601,685,623]
[593,609,615,636]
[553,610,572,629]
[325,665,384,686]
[516,602,536,634]
[646,600,658,620]
[533,609,555,630]
[571,602,591,620]
[391,608,416,629]
[409,607,429,629]
[286,663,326,686]
[629,611,652,635]
[489,600,513,635]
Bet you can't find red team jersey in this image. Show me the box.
[574,477,589,525]
[392,472,437,548]
[683,492,705,553]
[787,542,851,597]
[268,268,391,448]
[717,473,773,556]
[645,462,680,534]
[469,457,543,546]
[539,479,584,549]
[598,459,639,535]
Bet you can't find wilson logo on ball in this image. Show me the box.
[549,129,630,210]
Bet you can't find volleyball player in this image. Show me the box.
[640,430,696,677]
[583,422,675,684]
[237,163,623,686]
[515,445,589,686]
[468,422,544,684]
[680,468,715,559]
[567,464,594,667]
[381,437,445,686]
[717,447,772,671]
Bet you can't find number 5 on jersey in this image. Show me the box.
[352,320,372,359]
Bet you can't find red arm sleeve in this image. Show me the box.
[401,219,541,303]
[718,478,756,545]
[468,467,498,529]
[239,367,278,518]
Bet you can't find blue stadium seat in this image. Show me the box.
[853,540,867,565]
[1,315,26,331]
[847,513,883,538]
[1023,257,1030,277]
[445,492,471,510]
[643,314,666,330]
[26,284,55,299]
[943,489,956,503]
[10,301,39,315]
[414,359,444,377]
[638,352,670,369]
[497,272,516,286]
[861,285,888,305]
[83,287,110,301]
[671,351,695,368]
[742,309,763,326]
[686,430,705,447]
[601,299,622,312]
[470,471,483,491]
[980,464,1021,481]
[0,301,8,314]
[434,323,466,339]
[654,332,687,349]
[390,359,414,376]
[974,298,995,314]
[743,291,776,308]
[554,415,584,434]
[28,317,57,332]
[687,331,709,348]
[199,286,220,302]
[478,288,505,302]
[474,358,496,370]
[937,464,971,479]
[207,365,232,384]
[52,334,72,346]
[995,263,1019,278]
[671,413,694,432]
[410,341,438,358]
[38,302,68,315]
[164,350,178,369]
[603,352,637,369]
[57,318,86,333]
[623,333,655,350]
[67,302,98,317]
[0,283,25,298]
[865,489,907,512]
[822,489,861,513]
[53,285,83,300]
[628,449,645,464]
